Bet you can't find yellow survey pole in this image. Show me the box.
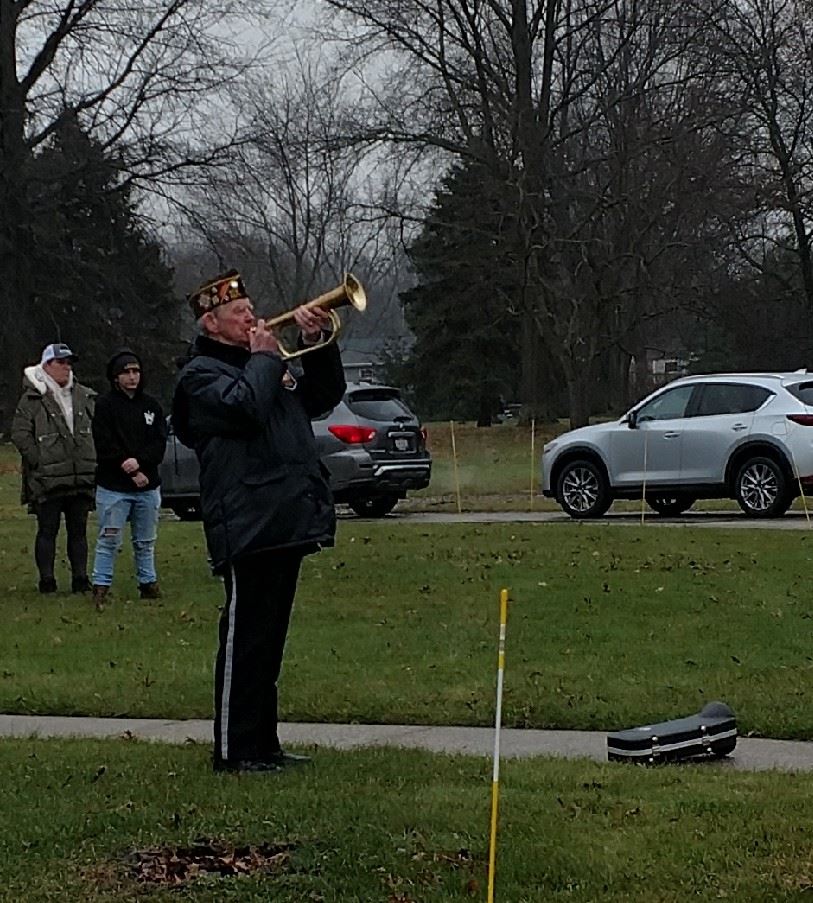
[450,419,462,513]
[788,430,812,526]
[640,428,649,525]
[487,588,509,903]
[529,418,536,509]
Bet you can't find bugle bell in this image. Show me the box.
[262,273,367,359]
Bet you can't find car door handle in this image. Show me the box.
[731,423,748,432]
[663,432,680,439]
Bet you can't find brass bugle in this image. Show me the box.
[262,273,367,359]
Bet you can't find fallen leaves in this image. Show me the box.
[127,839,295,886]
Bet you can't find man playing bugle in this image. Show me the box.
[173,269,345,773]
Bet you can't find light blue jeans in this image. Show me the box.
[92,487,161,587]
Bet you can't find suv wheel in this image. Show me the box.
[734,456,791,518]
[348,494,399,518]
[646,494,695,516]
[557,459,612,518]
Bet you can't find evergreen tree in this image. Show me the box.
[18,117,178,406]
[399,160,523,424]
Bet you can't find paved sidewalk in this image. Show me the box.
[2,715,812,772]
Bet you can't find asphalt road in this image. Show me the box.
[345,508,813,529]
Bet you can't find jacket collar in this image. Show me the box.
[193,334,252,368]
[23,365,74,395]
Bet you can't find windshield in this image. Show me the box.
[346,390,415,421]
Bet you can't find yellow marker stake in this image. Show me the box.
[487,588,509,903]
[640,428,648,526]
[529,418,536,509]
[450,419,462,514]
[788,430,812,526]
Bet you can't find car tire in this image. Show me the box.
[646,494,696,516]
[734,456,791,518]
[170,502,203,521]
[348,494,399,518]
[556,459,612,518]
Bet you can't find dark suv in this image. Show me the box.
[160,381,431,519]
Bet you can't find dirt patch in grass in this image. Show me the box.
[774,853,813,892]
[128,839,296,885]
[84,838,297,893]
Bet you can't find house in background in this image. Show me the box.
[649,354,692,387]
[341,344,384,383]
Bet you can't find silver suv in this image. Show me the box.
[542,372,813,518]
[160,381,431,520]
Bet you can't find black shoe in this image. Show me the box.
[38,578,57,594]
[269,750,312,768]
[138,582,161,599]
[71,576,92,594]
[213,759,282,774]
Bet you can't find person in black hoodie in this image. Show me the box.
[173,269,345,774]
[90,349,168,608]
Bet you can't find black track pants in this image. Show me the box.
[34,495,91,582]
[213,549,304,766]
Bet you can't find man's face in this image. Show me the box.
[42,358,72,387]
[203,298,256,348]
[115,363,142,394]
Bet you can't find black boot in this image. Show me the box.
[138,582,162,599]
[38,577,57,594]
[213,759,282,774]
[71,575,92,594]
[269,750,312,768]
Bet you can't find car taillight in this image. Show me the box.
[787,414,813,426]
[328,424,376,444]
[420,427,427,445]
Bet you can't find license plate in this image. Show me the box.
[394,437,410,451]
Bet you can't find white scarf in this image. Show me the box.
[40,368,75,434]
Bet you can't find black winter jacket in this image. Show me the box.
[92,378,167,493]
[172,335,346,571]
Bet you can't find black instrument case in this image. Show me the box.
[607,701,737,764]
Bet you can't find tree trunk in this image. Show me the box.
[600,346,632,414]
[519,323,548,418]
[565,369,591,429]
[630,344,651,406]
[476,404,493,427]
[0,0,34,431]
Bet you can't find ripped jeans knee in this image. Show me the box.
[91,486,161,587]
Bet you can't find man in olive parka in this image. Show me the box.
[11,343,96,594]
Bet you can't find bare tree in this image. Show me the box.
[176,52,411,346]
[0,0,275,416]
[698,0,813,331]
[321,0,733,425]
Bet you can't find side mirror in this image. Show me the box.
[627,410,638,429]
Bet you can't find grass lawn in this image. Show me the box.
[415,420,560,508]
[3,738,813,902]
[1,503,812,738]
[3,441,813,899]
